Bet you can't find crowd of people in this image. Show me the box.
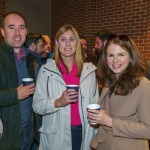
[0,11,150,150]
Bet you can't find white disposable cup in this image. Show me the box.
[87,104,101,125]
[22,78,33,86]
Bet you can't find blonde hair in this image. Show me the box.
[54,24,83,76]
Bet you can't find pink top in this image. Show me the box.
[58,60,81,126]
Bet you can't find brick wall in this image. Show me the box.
[51,0,86,39]
[1,0,150,63]
[51,0,150,63]
[0,0,5,41]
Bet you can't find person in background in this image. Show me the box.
[0,11,35,150]
[33,24,99,150]
[42,35,53,63]
[24,33,44,150]
[80,36,90,62]
[88,34,150,150]
[92,29,113,65]
[25,33,45,56]
[24,33,45,81]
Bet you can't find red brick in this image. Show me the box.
[1,0,150,64]
[0,0,5,40]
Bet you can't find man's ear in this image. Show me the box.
[31,43,36,50]
[29,43,36,51]
[0,27,4,37]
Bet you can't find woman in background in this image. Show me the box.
[33,24,99,150]
[88,35,150,150]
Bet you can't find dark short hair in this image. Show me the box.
[24,33,43,48]
[95,29,113,41]
[1,11,27,29]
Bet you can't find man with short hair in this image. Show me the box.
[92,29,113,64]
[0,11,36,150]
[25,33,45,56]
[25,33,45,81]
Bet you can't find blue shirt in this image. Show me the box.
[14,48,32,127]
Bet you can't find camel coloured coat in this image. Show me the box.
[91,77,150,150]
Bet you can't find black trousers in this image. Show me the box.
[71,125,82,150]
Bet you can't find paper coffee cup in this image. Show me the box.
[66,85,79,91]
[87,104,101,125]
[66,84,79,100]
[22,78,33,86]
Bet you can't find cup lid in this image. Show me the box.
[87,104,101,109]
[66,84,79,87]
[22,78,33,82]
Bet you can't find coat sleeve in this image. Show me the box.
[0,88,18,108]
[32,66,60,115]
[112,78,150,139]
[0,49,19,107]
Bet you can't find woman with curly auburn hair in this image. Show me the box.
[88,35,150,150]
[33,24,99,150]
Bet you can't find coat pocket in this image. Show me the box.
[39,124,60,150]
[39,124,59,134]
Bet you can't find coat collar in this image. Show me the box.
[43,60,97,84]
[80,62,97,82]
[44,59,62,76]
[98,87,109,105]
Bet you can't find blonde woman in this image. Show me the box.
[33,24,99,150]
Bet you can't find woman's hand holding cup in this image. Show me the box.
[87,104,101,125]
[87,104,112,127]
[55,87,78,108]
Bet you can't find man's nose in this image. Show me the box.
[15,28,20,35]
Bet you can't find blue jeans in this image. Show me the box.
[71,125,82,150]
[20,123,34,150]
